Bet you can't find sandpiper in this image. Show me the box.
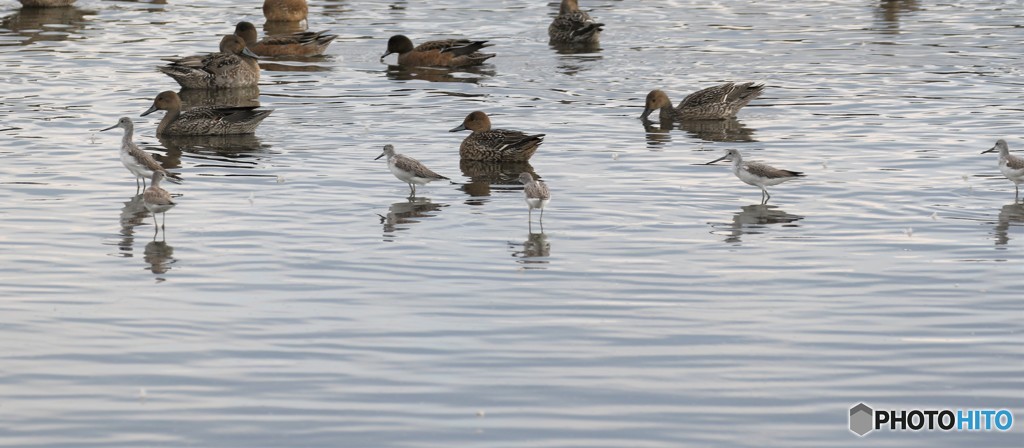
[375,144,449,196]
[519,172,551,226]
[706,149,803,204]
[143,171,176,234]
[981,139,1024,202]
[100,117,182,190]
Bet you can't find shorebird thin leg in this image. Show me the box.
[762,189,771,204]
[161,212,166,230]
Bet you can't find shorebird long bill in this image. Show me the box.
[100,123,119,131]
[982,146,997,154]
[374,151,386,160]
[705,154,730,165]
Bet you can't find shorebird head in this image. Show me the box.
[982,139,1008,155]
[381,35,414,61]
[450,111,491,133]
[375,144,396,160]
[101,116,133,132]
[640,89,671,120]
[706,148,742,165]
[220,34,258,59]
[519,172,535,185]
[141,91,182,117]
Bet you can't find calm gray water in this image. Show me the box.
[0,0,1021,446]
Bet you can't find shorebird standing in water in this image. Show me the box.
[519,172,551,229]
[981,139,1024,202]
[706,149,803,204]
[100,117,182,191]
[375,144,449,197]
[143,171,176,236]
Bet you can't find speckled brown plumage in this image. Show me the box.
[641,82,765,121]
[141,91,273,136]
[549,0,604,44]
[381,35,495,68]
[450,111,544,162]
[234,21,336,57]
[159,35,260,89]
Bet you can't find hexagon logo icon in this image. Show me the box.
[849,403,874,436]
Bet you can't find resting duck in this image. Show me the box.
[449,111,545,162]
[381,35,494,68]
[640,82,765,121]
[159,35,260,89]
[141,90,273,135]
[234,21,336,57]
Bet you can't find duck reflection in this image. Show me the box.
[552,50,602,76]
[642,119,673,148]
[379,197,447,240]
[678,118,757,143]
[459,160,538,204]
[993,202,1024,247]
[262,20,307,36]
[510,232,551,268]
[1,5,93,46]
[384,64,493,84]
[176,87,261,109]
[874,0,919,34]
[712,204,804,243]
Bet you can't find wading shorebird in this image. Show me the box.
[981,139,1024,202]
[519,172,551,227]
[706,149,803,204]
[100,117,183,190]
[375,144,449,196]
[144,171,177,235]
[641,82,764,121]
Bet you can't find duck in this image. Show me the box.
[100,117,183,190]
[140,90,273,136]
[234,21,336,57]
[380,35,494,68]
[640,82,765,121]
[263,0,307,22]
[375,144,449,196]
[705,149,803,204]
[449,111,545,162]
[18,0,75,6]
[549,0,604,45]
[159,35,260,89]
[981,139,1024,202]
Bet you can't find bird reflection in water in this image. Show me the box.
[551,49,602,76]
[711,204,804,244]
[510,232,551,268]
[158,133,267,174]
[993,202,1024,247]
[874,0,920,34]
[1,4,94,46]
[379,197,447,241]
[641,118,757,147]
[115,194,177,276]
[384,65,494,84]
[458,160,537,205]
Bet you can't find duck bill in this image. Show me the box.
[241,47,259,59]
[100,123,119,131]
[449,123,467,132]
[981,146,997,154]
[705,155,730,165]
[141,104,159,117]
[639,107,654,120]
[379,51,393,62]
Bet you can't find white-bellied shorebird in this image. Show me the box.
[519,172,551,228]
[375,144,448,196]
[982,139,1024,202]
[100,117,182,190]
[706,149,803,204]
[143,171,176,235]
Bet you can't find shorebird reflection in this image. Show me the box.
[379,197,446,240]
[711,204,804,243]
[993,202,1024,247]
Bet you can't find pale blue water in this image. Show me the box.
[0,0,1021,446]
